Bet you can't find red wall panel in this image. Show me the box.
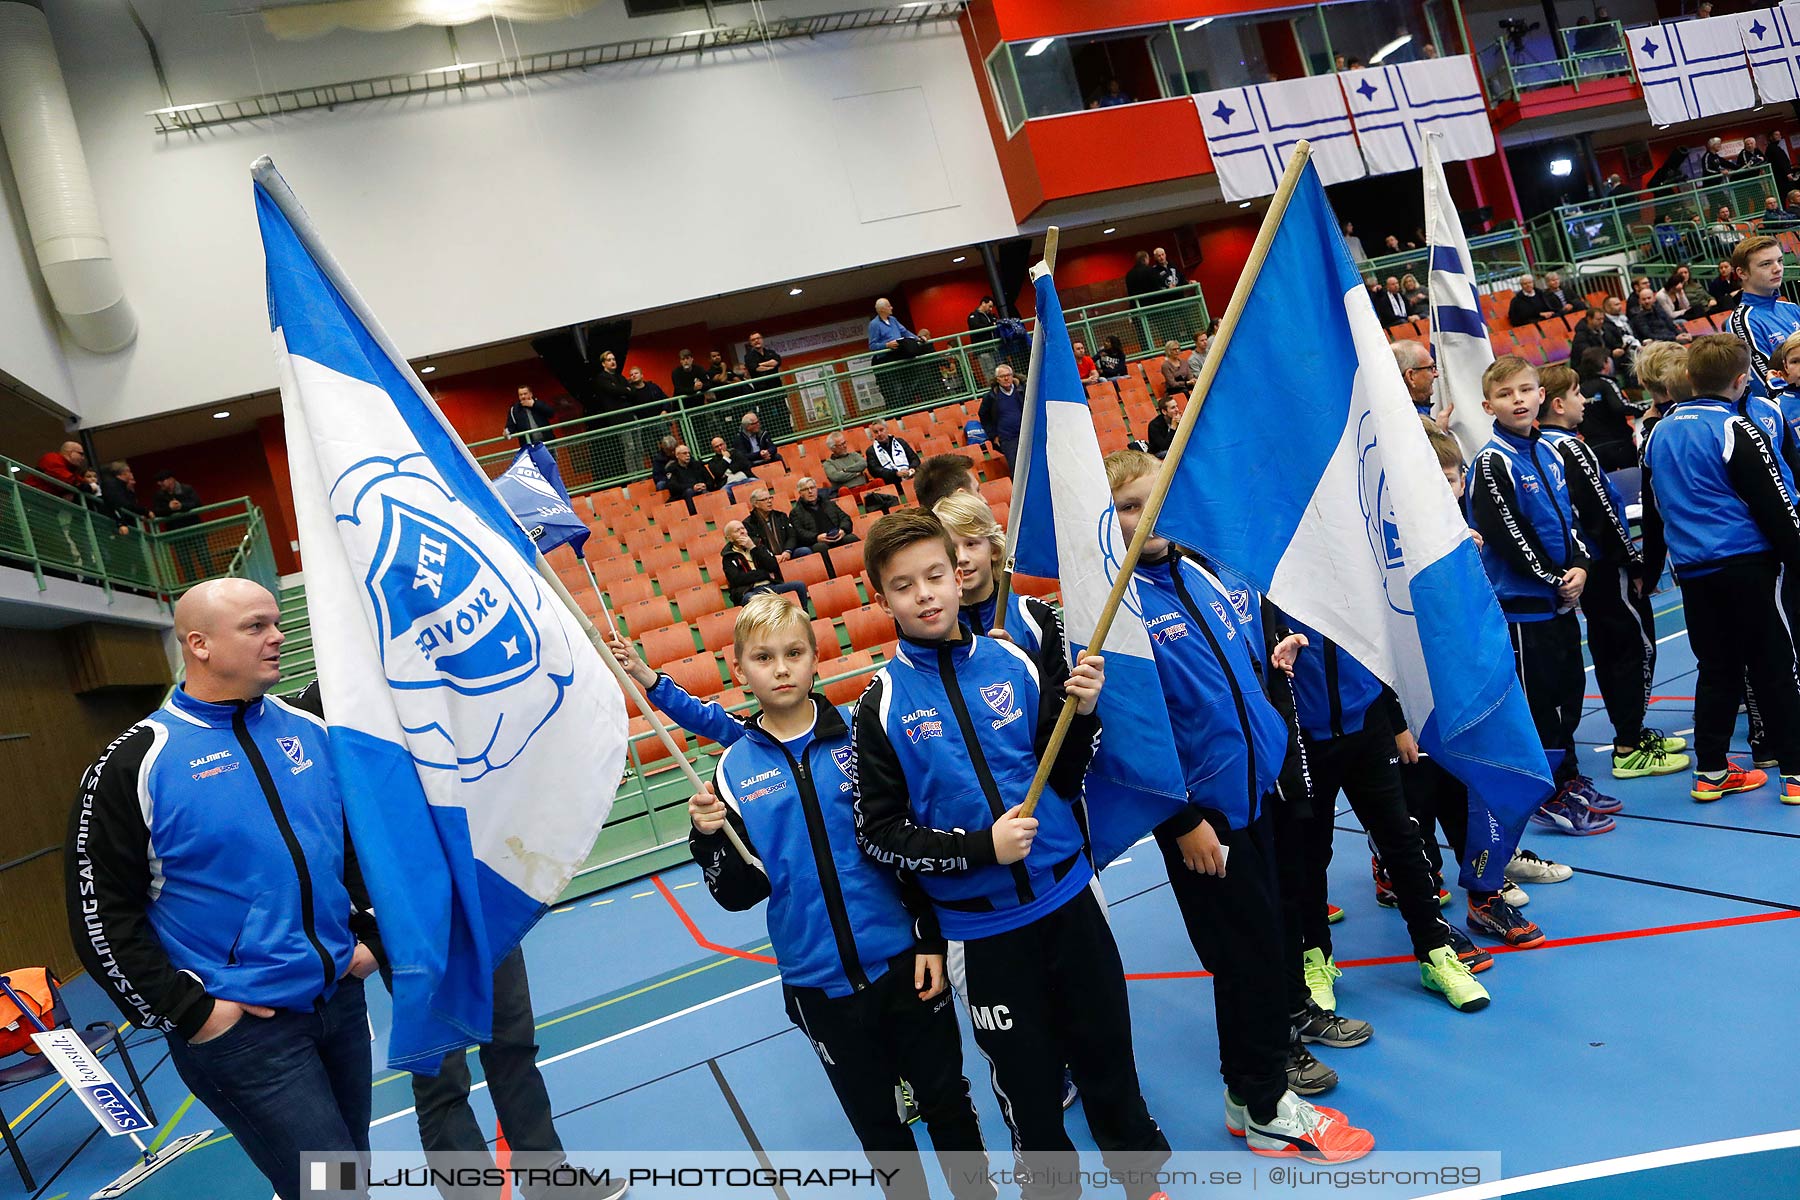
[128,430,299,576]
[1022,100,1213,205]
[990,0,1337,41]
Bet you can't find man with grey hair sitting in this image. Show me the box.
[735,410,785,469]
[789,476,858,554]
[821,429,900,513]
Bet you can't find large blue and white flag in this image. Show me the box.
[1011,269,1187,867]
[1340,56,1493,177]
[1423,131,1494,461]
[1195,75,1366,202]
[1737,7,1800,104]
[255,160,628,1071]
[1629,17,1755,125]
[1153,159,1552,891]
[494,444,590,559]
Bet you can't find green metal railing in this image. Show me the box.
[467,286,1210,494]
[1477,21,1632,104]
[0,456,275,605]
[1359,227,1536,289]
[1526,166,1781,264]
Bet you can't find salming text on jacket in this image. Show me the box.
[1131,552,1288,832]
[1466,424,1591,620]
[66,685,373,1039]
[852,630,1098,940]
[693,698,932,997]
[1640,396,1800,581]
[1540,427,1640,569]
[1727,289,1800,400]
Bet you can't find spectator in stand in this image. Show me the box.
[1772,133,1798,195]
[736,411,785,469]
[936,355,967,396]
[1541,271,1588,316]
[666,443,720,504]
[1572,304,1633,383]
[1334,52,1348,71]
[867,298,917,356]
[1095,334,1129,379]
[864,419,919,493]
[705,350,734,391]
[1421,42,1439,58]
[1758,195,1790,229]
[720,519,809,609]
[29,440,86,493]
[708,435,754,498]
[1094,79,1133,107]
[1124,250,1164,300]
[99,461,148,536]
[790,477,858,553]
[1363,273,1383,312]
[822,430,900,513]
[1711,205,1744,249]
[627,366,670,414]
[1506,273,1554,326]
[1146,393,1182,459]
[914,453,981,512]
[1375,275,1411,327]
[1784,190,1800,221]
[1702,137,1730,177]
[967,295,1001,376]
[1630,283,1692,344]
[1185,329,1210,374]
[1151,247,1183,291]
[1342,221,1367,261]
[1697,0,1713,16]
[1574,346,1643,470]
[1707,259,1740,311]
[155,470,206,580]
[1603,172,1627,197]
[651,434,681,496]
[1346,56,1365,69]
[1400,273,1429,317]
[672,348,711,407]
[588,350,632,419]
[1073,339,1098,383]
[979,363,1026,465]
[745,487,811,560]
[1734,134,1766,175]
[505,386,554,447]
[742,331,784,392]
[1602,294,1643,363]
[1159,340,1195,398]
[1657,265,1699,321]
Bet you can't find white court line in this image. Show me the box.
[1112,857,1132,865]
[1415,1127,1800,1199]
[1590,626,1688,671]
[1131,833,1155,848]
[370,976,781,1127]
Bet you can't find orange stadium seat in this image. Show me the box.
[606,575,655,608]
[825,539,864,581]
[823,650,879,706]
[810,577,862,620]
[640,543,686,578]
[639,623,699,669]
[842,603,895,653]
[698,607,740,653]
[675,585,728,623]
[628,716,687,770]
[665,652,727,699]
[620,597,679,636]
[811,616,844,660]
[656,561,704,596]
[785,551,832,587]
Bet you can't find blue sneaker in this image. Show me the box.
[1568,774,1623,815]
[1531,784,1616,835]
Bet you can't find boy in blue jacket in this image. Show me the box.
[683,594,993,1200]
[851,509,1172,1200]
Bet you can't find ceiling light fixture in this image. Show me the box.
[789,286,804,296]
[1549,158,1573,177]
[1238,201,1253,208]
[213,411,231,419]
[420,365,437,374]
[1184,17,1214,31]
[1025,38,1055,57]
[1103,226,1117,234]
[953,255,967,263]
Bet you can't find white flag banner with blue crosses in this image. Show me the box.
[1628,16,1756,125]
[1738,7,1800,104]
[1339,56,1493,177]
[1194,75,1365,202]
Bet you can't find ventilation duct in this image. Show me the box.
[0,0,137,353]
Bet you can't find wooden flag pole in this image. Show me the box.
[534,556,754,864]
[992,224,1058,635]
[1015,145,1313,819]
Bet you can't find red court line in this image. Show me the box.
[1119,908,1800,980]
[653,874,779,964]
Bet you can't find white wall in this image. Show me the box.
[0,137,77,415]
[41,0,1017,427]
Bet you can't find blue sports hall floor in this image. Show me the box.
[13,580,1800,1200]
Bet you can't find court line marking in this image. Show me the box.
[1414,1126,1800,1199]
[653,874,778,963]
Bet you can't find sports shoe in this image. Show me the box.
[1612,732,1690,780]
[1371,856,1396,908]
[1532,785,1617,835]
[1467,894,1546,948]
[1061,1067,1078,1110]
[1569,774,1625,814]
[896,1080,919,1124]
[1785,777,1800,806]
[1295,999,1373,1048]
[1445,924,1493,973]
[1641,727,1687,753]
[1692,763,1768,802]
[1420,945,1491,1012]
[1326,902,1344,924]
[1284,1043,1338,1095]
[1505,847,1572,884]
[1500,880,1529,908]
[1226,1090,1375,1163]
[1301,947,1341,1013]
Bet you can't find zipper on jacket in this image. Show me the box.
[232,706,335,996]
[1170,563,1260,820]
[937,644,1035,904]
[774,737,870,992]
[1323,643,1345,739]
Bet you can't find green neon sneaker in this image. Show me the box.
[1420,945,1490,1012]
[1642,727,1687,753]
[1612,731,1691,779]
[1302,947,1341,1013]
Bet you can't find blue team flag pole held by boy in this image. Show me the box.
[1149,150,1554,892]
[1009,265,1189,865]
[494,444,590,560]
[253,157,633,1072]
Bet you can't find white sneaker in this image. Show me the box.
[1504,847,1572,884]
[1500,880,1530,908]
[1224,1089,1375,1163]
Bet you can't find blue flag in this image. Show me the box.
[255,160,628,1071]
[1011,269,1188,867]
[494,445,590,559]
[1151,160,1552,891]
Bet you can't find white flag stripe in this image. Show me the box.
[1341,57,1493,176]
[1195,76,1365,202]
[1423,132,1494,462]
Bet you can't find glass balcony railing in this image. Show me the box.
[465,285,1212,493]
[1477,21,1632,104]
[1523,166,1781,265]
